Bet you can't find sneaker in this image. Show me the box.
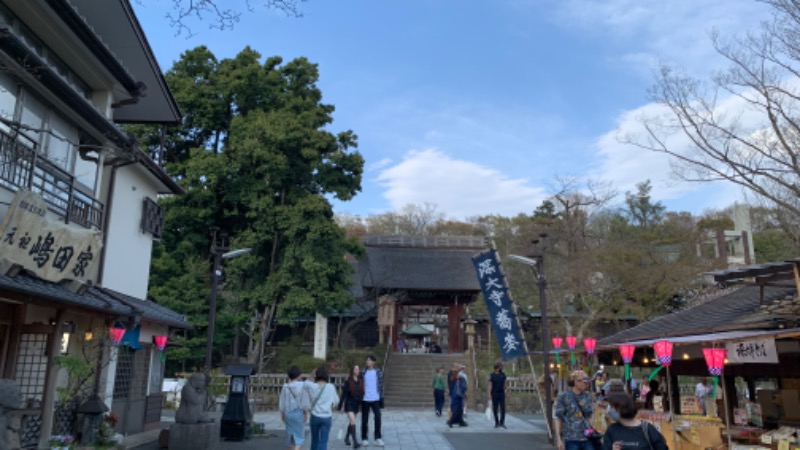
[362,440,369,447]
[500,424,507,429]
[375,439,385,446]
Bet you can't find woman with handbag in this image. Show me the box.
[603,393,668,450]
[338,365,364,448]
[305,366,340,450]
[279,365,310,450]
[554,370,602,450]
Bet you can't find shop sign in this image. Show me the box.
[0,190,102,284]
[314,313,327,360]
[726,338,779,364]
[680,395,702,415]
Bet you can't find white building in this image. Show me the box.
[0,0,189,447]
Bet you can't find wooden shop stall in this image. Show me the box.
[598,260,800,450]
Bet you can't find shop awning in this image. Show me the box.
[599,327,800,349]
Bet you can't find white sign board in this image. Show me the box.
[314,313,328,360]
[726,338,779,364]
[0,190,102,284]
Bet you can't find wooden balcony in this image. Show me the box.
[0,129,103,230]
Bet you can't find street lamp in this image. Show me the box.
[508,235,552,438]
[205,227,251,370]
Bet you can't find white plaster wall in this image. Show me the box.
[100,165,158,299]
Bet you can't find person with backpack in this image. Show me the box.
[279,365,311,450]
[432,366,446,417]
[602,393,668,450]
[447,364,468,427]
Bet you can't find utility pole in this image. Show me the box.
[205,227,229,370]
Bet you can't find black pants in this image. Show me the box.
[492,393,506,425]
[361,400,382,440]
[434,389,444,413]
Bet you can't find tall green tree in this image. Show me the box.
[140,47,364,371]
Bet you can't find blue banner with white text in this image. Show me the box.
[471,249,527,361]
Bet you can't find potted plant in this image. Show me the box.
[48,434,74,450]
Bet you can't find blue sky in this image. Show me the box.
[133,0,773,220]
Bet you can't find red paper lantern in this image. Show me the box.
[619,344,636,364]
[583,338,597,355]
[654,340,674,366]
[703,348,727,376]
[154,335,168,351]
[566,336,577,350]
[109,326,126,346]
[552,337,563,349]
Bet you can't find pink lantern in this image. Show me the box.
[619,344,636,380]
[566,336,577,350]
[109,326,126,346]
[552,337,563,349]
[654,340,674,366]
[154,335,168,351]
[583,338,597,355]
[619,344,636,364]
[703,348,727,376]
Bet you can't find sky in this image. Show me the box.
[132,0,774,221]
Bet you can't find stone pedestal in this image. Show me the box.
[169,421,220,450]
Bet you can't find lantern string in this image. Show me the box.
[570,351,576,368]
[625,364,630,381]
[711,375,718,398]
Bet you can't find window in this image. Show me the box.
[0,72,17,129]
[45,113,77,172]
[19,90,45,145]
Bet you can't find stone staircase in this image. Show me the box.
[382,353,469,409]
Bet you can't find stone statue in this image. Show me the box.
[175,373,213,424]
[0,379,22,450]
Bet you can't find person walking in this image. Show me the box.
[488,363,508,428]
[555,370,596,450]
[278,365,310,450]
[446,362,460,421]
[432,366,446,417]
[307,366,340,450]
[361,355,385,447]
[338,365,364,448]
[602,393,668,450]
[447,365,468,427]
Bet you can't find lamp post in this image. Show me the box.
[508,234,552,438]
[205,228,251,370]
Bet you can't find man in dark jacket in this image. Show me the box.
[488,363,508,428]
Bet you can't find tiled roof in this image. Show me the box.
[599,285,796,345]
[0,273,191,328]
[356,235,486,292]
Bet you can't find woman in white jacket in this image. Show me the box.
[279,365,311,450]
[305,366,340,450]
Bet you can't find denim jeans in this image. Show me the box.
[310,415,332,450]
[565,439,595,450]
[361,400,382,440]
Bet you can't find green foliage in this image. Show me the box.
[137,46,365,368]
[697,217,735,232]
[53,354,93,403]
[754,229,799,262]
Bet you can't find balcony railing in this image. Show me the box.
[0,128,103,230]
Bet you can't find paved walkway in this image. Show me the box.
[139,409,551,450]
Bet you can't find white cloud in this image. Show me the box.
[376,148,547,219]
[368,158,393,172]
[542,0,772,75]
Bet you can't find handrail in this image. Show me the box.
[0,127,103,229]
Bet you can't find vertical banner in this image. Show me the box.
[471,248,527,361]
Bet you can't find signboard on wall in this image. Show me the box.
[0,190,102,284]
[726,338,779,364]
[377,295,395,326]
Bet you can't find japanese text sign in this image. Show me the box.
[0,190,102,284]
[471,249,526,361]
[725,338,779,364]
